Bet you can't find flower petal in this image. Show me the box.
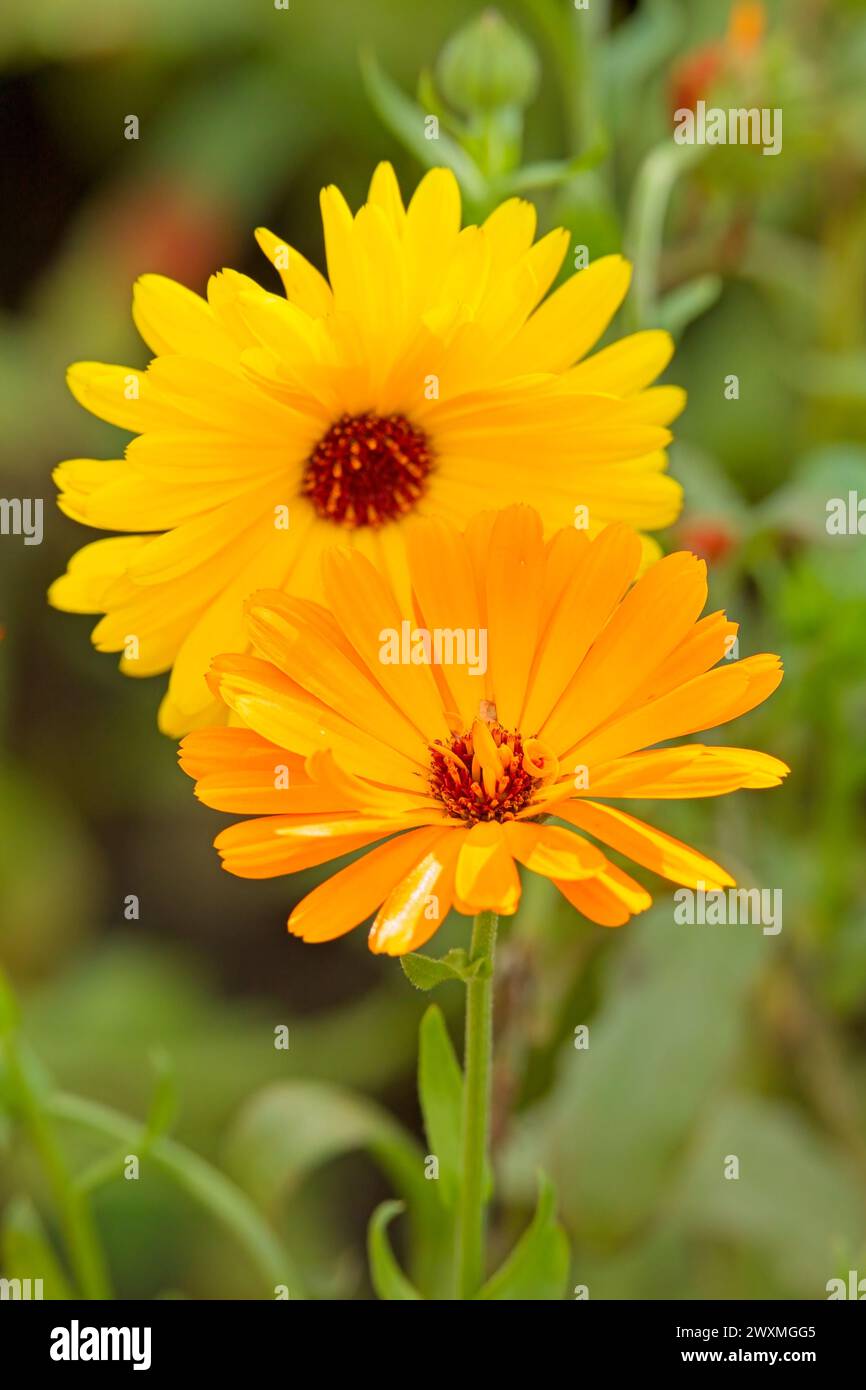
[454,821,521,916]
[290,826,449,943]
[368,830,462,955]
[556,799,735,890]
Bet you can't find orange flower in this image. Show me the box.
[179,505,787,955]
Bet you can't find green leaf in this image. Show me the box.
[360,49,487,203]
[47,1091,302,1298]
[502,907,768,1242]
[672,1096,866,1296]
[144,1048,179,1142]
[224,1080,425,1210]
[478,1174,570,1301]
[401,948,490,991]
[223,1080,450,1297]
[367,1201,423,1301]
[656,274,723,340]
[1,1197,73,1300]
[418,1006,463,1207]
[503,143,608,194]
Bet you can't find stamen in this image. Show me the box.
[302,412,433,528]
[428,721,555,824]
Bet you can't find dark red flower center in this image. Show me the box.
[428,719,558,825]
[302,412,433,528]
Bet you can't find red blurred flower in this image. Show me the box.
[670,2,766,115]
[103,178,230,286]
[676,518,736,566]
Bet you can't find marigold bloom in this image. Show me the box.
[179,505,787,956]
[50,163,683,735]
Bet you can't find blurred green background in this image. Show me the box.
[1,0,866,1300]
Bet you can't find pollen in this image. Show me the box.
[429,717,558,824]
[302,411,433,528]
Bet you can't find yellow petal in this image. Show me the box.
[564,329,674,395]
[48,536,150,613]
[66,362,187,433]
[366,161,406,232]
[254,227,333,317]
[132,274,237,363]
[503,255,632,373]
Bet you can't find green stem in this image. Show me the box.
[2,1040,111,1300]
[455,909,498,1299]
[45,1092,304,1299]
[624,140,703,329]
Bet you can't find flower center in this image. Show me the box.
[302,412,433,528]
[429,716,558,825]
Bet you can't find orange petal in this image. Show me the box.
[368,831,462,956]
[525,523,642,738]
[554,862,653,926]
[556,799,735,891]
[568,654,784,768]
[502,821,606,881]
[542,550,707,755]
[485,505,545,728]
[587,745,790,799]
[322,547,449,743]
[454,821,521,916]
[290,827,449,943]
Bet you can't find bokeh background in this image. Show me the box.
[1,0,865,1300]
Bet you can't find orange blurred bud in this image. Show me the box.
[727,1,766,57]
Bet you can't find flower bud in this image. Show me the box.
[437,9,540,114]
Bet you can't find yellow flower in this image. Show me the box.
[50,163,684,735]
[179,505,787,956]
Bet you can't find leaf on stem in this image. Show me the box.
[401,947,490,992]
[360,49,487,203]
[418,1005,463,1208]
[368,1201,424,1300]
[477,1173,570,1301]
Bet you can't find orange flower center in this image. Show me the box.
[302,412,433,527]
[429,717,558,825]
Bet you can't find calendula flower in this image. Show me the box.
[50,163,683,735]
[179,504,787,956]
